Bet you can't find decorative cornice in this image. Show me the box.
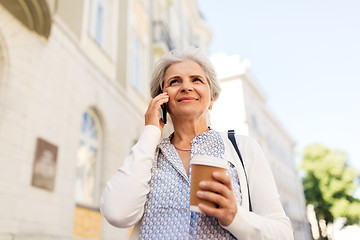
[0,0,51,38]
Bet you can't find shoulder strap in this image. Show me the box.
[227,130,253,212]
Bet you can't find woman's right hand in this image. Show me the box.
[145,92,169,133]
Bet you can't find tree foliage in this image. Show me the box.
[300,144,360,226]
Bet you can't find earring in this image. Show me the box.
[208,106,212,110]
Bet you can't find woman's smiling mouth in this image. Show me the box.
[178,97,197,102]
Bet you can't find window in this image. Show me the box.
[88,0,109,48]
[132,36,141,92]
[94,3,104,45]
[75,110,102,207]
[73,111,103,239]
[132,34,147,94]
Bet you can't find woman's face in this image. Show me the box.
[163,60,214,120]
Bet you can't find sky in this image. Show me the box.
[197,0,360,170]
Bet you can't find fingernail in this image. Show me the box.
[197,191,203,197]
[199,181,206,187]
[198,203,205,211]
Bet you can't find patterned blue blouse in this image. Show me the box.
[138,130,242,239]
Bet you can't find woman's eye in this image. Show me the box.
[169,79,178,85]
[193,78,203,82]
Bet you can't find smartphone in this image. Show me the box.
[160,103,167,124]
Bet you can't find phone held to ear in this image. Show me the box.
[160,103,167,124]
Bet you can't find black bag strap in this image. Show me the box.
[227,130,253,212]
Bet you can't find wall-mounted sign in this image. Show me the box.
[31,138,58,191]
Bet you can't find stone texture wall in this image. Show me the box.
[0,5,144,239]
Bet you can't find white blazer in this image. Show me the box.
[100,125,294,240]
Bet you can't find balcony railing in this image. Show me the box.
[153,21,175,51]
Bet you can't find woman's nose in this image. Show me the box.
[180,81,193,92]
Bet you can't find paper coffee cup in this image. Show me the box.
[190,155,228,212]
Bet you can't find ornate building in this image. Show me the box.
[210,53,312,240]
[0,0,210,239]
[0,1,311,239]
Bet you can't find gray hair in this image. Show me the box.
[150,47,221,100]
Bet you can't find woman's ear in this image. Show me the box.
[209,95,214,110]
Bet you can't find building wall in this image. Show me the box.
[0,4,144,239]
[210,53,312,240]
[0,0,312,239]
[242,73,312,240]
[0,0,211,239]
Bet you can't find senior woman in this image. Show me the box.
[100,47,294,239]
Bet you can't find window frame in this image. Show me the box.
[75,109,103,209]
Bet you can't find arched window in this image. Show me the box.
[73,109,103,239]
[75,110,103,207]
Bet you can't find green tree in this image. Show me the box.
[300,144,360,239]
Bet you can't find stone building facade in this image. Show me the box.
[0,1,311,240]
[0,0,210,239]
[210,53,312,240]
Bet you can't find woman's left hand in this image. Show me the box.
[197,171,237,226]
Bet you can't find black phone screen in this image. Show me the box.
[160,103,167,124]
